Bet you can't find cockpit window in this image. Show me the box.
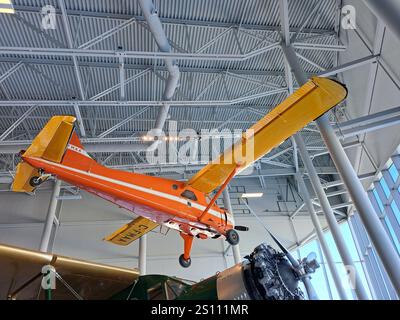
[181,190,197,201]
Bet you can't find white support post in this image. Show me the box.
[278,0,371,298]
[222,188,241,264]
[39,179,61,252]
[282,43,370,300]
[139,234,147,275]
[296,172,349,300]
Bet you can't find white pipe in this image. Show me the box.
[139,234,147,275]
[138,0,180,141]
[39,179,61,252]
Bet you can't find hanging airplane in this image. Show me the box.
[11,77,347,268]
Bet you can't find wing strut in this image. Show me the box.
[198,165,239,223]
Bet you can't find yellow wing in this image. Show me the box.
[188,77,348,194]
[104,216,159,246]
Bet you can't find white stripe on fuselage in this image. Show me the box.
[31,157,235,225]
[67,144,92,159]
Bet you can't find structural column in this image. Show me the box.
[222,188,241,264]
[39,179,61,252]
[295,172,348,300]
[139,234,147,275]
[317,112,400,295]
[282,44,369,299]
[282,42,400,296]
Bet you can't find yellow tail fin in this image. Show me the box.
[12,115,76,192]
[23,115,76,162]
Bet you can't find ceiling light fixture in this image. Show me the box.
[241,193,263,198]
[0,0,15,14]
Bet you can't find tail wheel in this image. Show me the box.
[226,229,240,245]
[179,254,191,268]
[29,176,42,187]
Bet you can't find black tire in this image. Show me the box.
[226,229,240,245]
[29,176,42,187]
[179,254,191,268]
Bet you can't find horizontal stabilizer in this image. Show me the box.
[11,161,46,193]
[104,216,159,246]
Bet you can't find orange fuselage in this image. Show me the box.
[23,155,234,239]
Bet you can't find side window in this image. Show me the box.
[181,190,198,201]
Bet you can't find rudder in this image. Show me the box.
[12,115,76,192]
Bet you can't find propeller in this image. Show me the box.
[240,199,320,300]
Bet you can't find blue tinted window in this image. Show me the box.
[384,216,400,254]
[380,179,391,198]
[390,201,400,226]
[340,223,360,261]
[372,189,384,212]
[389,165,399,183]
[292,222,373,300]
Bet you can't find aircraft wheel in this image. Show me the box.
[29,176,42,187]
[179,254,191,268]
[226,229,240,245]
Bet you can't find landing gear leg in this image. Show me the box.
[179,233,194,268]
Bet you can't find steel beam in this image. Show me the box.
[58,0,86,137]
[0,105,37,141]
[318,55,379,78]
[0,43,281,61]
[0,55,303,77]
[78,17,136,49]
[0,62,24,84]
[90,69,151,101]
[97,107,150,139]
[0,88,287,107]
[335,106,400,139]
[39,179,61,252]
